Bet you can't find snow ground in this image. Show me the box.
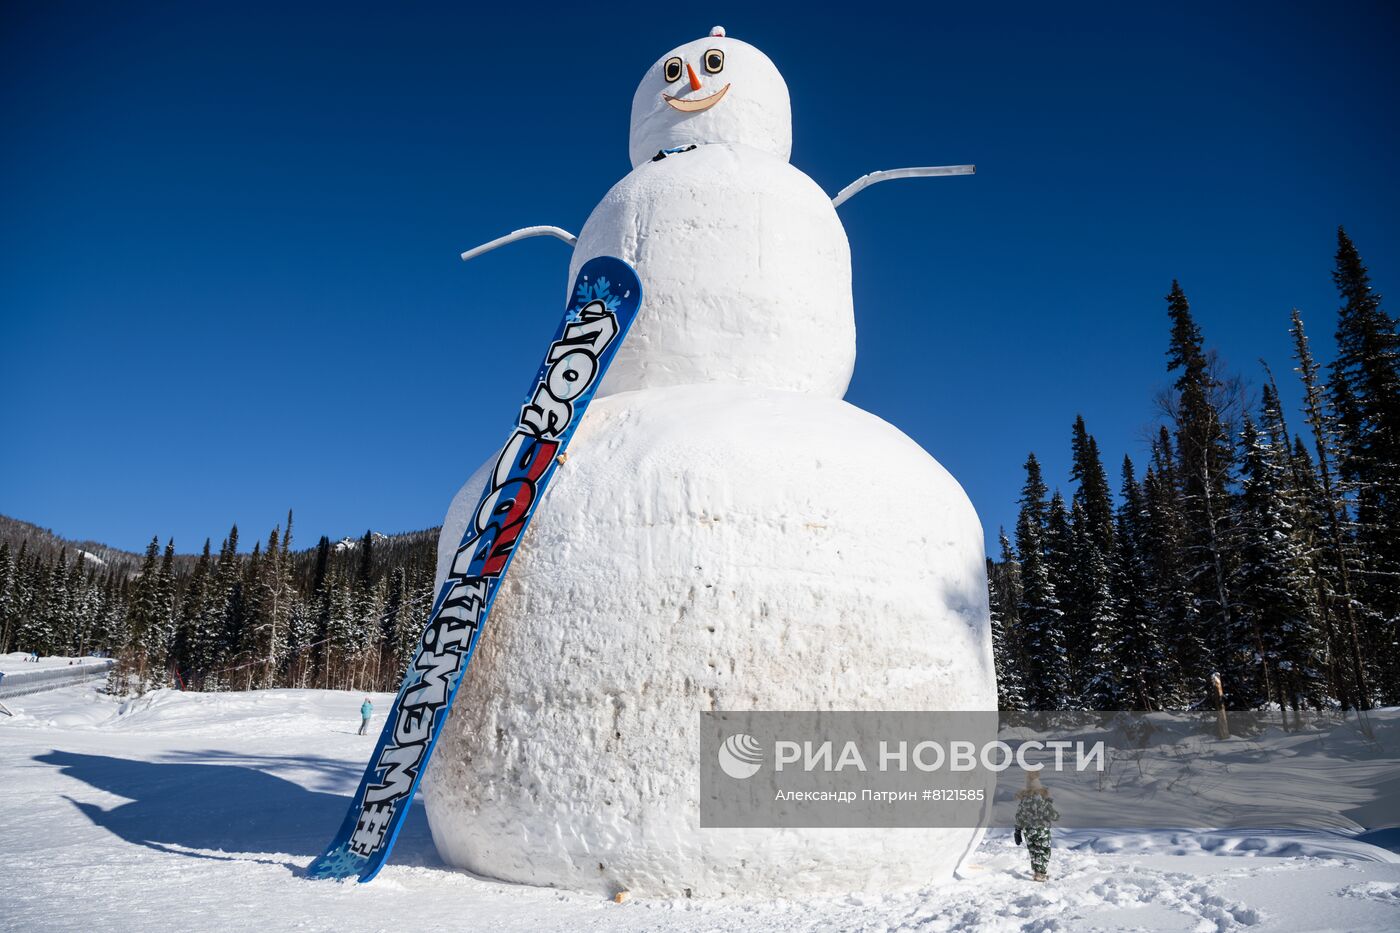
[2,685,1397,932]
[0,651,104,673]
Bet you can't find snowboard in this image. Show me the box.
[307,256,642,882]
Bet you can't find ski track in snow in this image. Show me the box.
[2,684,1397,932]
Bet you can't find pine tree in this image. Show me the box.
[357,529,376,591]
[988,532,1027,711]
[95,570,126,660]
[360,577,389,690]
[310,535,330,596]
[248,525,293,688]
[11,544,35,652]
[281,516,316,689]
[1287,436,1345,701]
[1044,492,1081,696]
[0,541,15,653]
[119,537,163,693]
[1164,281,1243,698]
[313,575,334,688]
[398,557,436,683]
[69,567,99,655]
[1015,454,1071,709]
[234,541,265,689]
[208,525,242,689]
[15,552,49,656]
[192,536,229,687]
[42,550,72,656]
[175,539,213,686]
[1329,228,1400,702]
[1112,457,1163,709]
[324,571,357,690]
[1237,411,1326,719]
[147,538,178,680]
[1066,417,1120,706]
[994,531,1028,710]
[65,555,91,654]
[1072,502,1121,709]
[343,530,385,689]
[1070,415,1115,555]
[379,565,411,684]
[1291,307,1371,709]
[1143,429,1209,705]
[1234,419,1276,709]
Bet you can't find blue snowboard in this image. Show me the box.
[307,256,642,882]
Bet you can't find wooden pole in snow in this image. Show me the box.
[1211,672,1229,739]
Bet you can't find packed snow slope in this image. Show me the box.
[0,653,114,699]
[3,684,1398,932]
[0,651,106,673]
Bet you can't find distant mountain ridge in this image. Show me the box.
[0,515,143,577]
[0,514,442,579]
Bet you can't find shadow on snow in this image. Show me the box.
[36,749,444,874]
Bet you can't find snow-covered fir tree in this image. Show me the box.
[1164,281,1241,698]
[1043,491,1080,695]
[1111,456,1164,709]
[1071,502,1121,709]
[1070,415,1115,556]
[1014,454,1071,709]
[0,541,16,652]
[1290,307,1372,709]
[1328,228,1400,703]
[987,531,1027,711]
[1236,409,1325,717]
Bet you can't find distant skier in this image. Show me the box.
[1015,770,1060,882]
[358,698,373,736]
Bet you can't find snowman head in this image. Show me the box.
[628,27,792,169]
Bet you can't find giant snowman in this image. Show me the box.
[423,27,996,897]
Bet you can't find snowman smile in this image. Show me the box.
[663,83,730,112]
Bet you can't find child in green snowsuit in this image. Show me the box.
[1015,771,1060,881]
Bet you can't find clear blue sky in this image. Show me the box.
[3,1,1396,556]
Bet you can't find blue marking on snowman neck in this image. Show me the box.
[650,145,699,162]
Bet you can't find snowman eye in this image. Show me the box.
[703,49,724,74]
[663,57,683,82]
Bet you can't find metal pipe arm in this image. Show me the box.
[832,165,975,208]
[460,225,578,262]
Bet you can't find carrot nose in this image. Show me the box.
[687,62,702,91]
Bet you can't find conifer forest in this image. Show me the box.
[0,515,439,696]
[990,229,1399,715]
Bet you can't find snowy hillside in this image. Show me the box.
[1,685,1397,931]
[0,651,104,674]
